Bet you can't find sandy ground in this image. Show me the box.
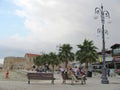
[0,70,27,81]
[0,70,120,90]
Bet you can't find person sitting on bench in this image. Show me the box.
[67,66,79,85]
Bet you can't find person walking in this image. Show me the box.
[59,66,66,84]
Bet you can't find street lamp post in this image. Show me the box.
[95,4,110,84]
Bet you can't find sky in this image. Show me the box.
[0,0,120,64]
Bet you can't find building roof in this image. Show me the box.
[25,53,40,57]
[111,44,120,49]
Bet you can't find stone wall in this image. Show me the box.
[3,54,38,70]
[3,56,26,70]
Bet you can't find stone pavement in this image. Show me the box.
[0,71,120,90]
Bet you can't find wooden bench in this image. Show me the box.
[27,72,55,84]
[62,74,87,85]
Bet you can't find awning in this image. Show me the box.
[111,43,120,49]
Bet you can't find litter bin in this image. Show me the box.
[87,71,92,77]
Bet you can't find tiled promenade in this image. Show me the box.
[0,71,120,90]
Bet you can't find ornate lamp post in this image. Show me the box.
[95,4,110,84]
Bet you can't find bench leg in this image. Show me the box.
[81,78,84,85]
[84,80,86,84]
[83,77,86,84]
[81,80,83,85]
[51,80,54,84]
[62,80,66,84]
[28,80,30,84]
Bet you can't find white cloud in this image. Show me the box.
[12,0,90,47]
[0,0,120,58]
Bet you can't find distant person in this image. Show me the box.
[59,66,66,84]
[32,65,36,71]
[45,64,50,72]
[107,68,110,77]
[5,70,9,79]
[110,69,115,77]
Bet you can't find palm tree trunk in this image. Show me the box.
[85,62,88,69]
[52,65,55,84]
[65,61,68,68]
[52,65,54,73]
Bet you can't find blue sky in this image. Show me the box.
[0,0,120,64]
[0,0,27,39]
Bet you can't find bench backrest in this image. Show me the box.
[27,72,54,80]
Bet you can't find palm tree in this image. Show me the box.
[34,53,57,72]
[76,39,98,69]
[34,56,44,66]
[48,52,59,73]
[34,54,49,66]
[58,44,74,68]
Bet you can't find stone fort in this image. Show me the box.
[3,53,40,70]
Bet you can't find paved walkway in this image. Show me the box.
[0,71,120,90]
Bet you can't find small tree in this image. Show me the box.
[48,52,59,73]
